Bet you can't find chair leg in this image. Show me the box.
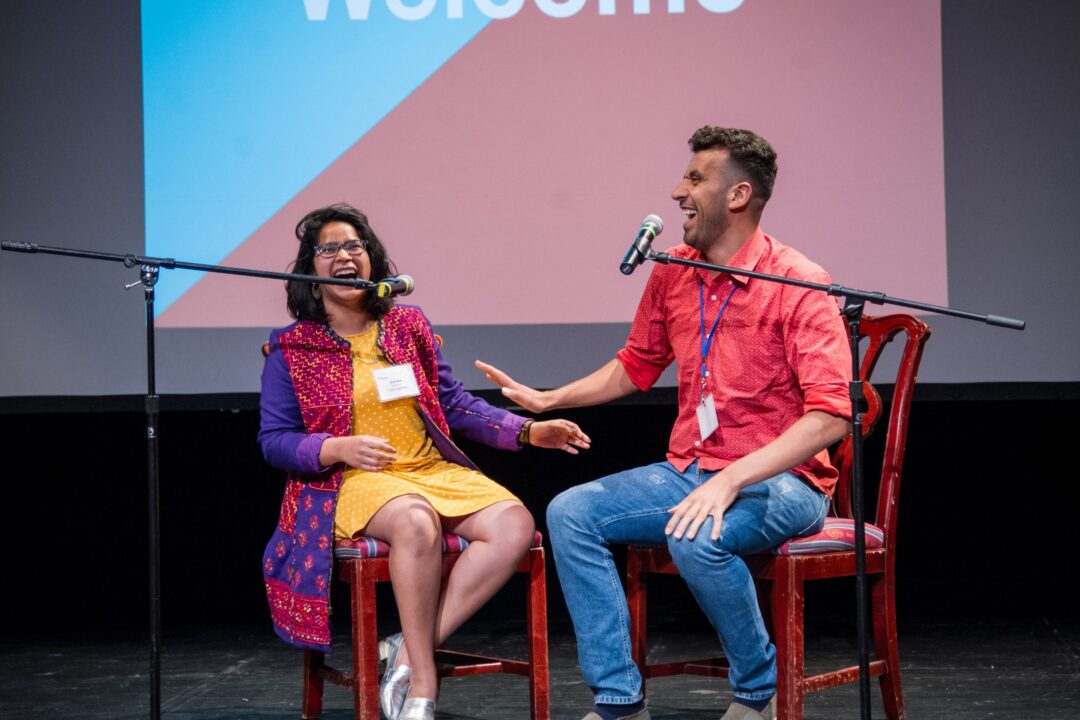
[756,581,774,639]
[302,648,325,719]
[351,564,382,720]
[626,548,648,695]
[526,547,551,720]
[872,571,905,719]
[771,563,805,720]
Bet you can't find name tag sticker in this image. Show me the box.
[696,394,719,441]
[372,364,421,402]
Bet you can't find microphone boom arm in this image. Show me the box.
[646,250,1024,329]
[0,241,379,290]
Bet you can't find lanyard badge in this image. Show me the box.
[372,363,421,402]
[697,280,737,441]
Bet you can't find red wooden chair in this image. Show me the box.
[302,533,549,720]
[624,313,931,720]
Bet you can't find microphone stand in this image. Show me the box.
[642,248,1024,720]
[1,241,384,720]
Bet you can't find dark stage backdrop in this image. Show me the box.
[3,394,1077,636]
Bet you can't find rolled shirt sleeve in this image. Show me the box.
[780,273,853,421]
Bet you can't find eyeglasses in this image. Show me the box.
[313,239,368,257]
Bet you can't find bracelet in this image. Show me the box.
[517,419,534,447]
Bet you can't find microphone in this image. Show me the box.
[375,274,415,298]
[619,214,663,275]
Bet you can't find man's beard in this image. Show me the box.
[683,211,725,253]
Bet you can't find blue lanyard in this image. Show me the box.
[699,279,738,386]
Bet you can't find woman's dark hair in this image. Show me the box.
[286,203,397,323]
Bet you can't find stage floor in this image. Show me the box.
[3,616,1077,719]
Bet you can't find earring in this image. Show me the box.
[312,283,322,300]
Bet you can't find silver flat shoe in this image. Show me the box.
[378,632,404,670]
[378,634,410,720]
[398,697,436,720]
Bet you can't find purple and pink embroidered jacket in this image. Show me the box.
[259,305,526,651]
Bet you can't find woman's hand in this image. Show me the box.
[320,435,397,472]
[475,360,554,413]
[528,419,591,455]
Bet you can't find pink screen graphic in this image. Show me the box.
[160,1,946,328]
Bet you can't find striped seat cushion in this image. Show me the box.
[774,517,885,556]
[335,530,543,560]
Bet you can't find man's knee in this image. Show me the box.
[666,521,731,571]
[545,488,574,533]
[546,483,593,536]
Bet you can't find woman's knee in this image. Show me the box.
[499,504,536,552]
[390,502,442,550]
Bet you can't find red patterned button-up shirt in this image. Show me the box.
[615,228,852,495]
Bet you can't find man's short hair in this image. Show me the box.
[689,127,778,203]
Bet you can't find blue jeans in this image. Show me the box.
[546,461,829,706]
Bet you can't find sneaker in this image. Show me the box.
[719,696,776,720]
[580,708,651,720]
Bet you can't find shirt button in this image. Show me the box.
[711,294,717,301]
[694,441,701,447]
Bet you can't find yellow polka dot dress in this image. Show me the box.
[333,324,520,539]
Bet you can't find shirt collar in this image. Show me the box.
[693,227,767,287]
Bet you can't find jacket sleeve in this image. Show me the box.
[421,313,527,451]
[258,332,334,474]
